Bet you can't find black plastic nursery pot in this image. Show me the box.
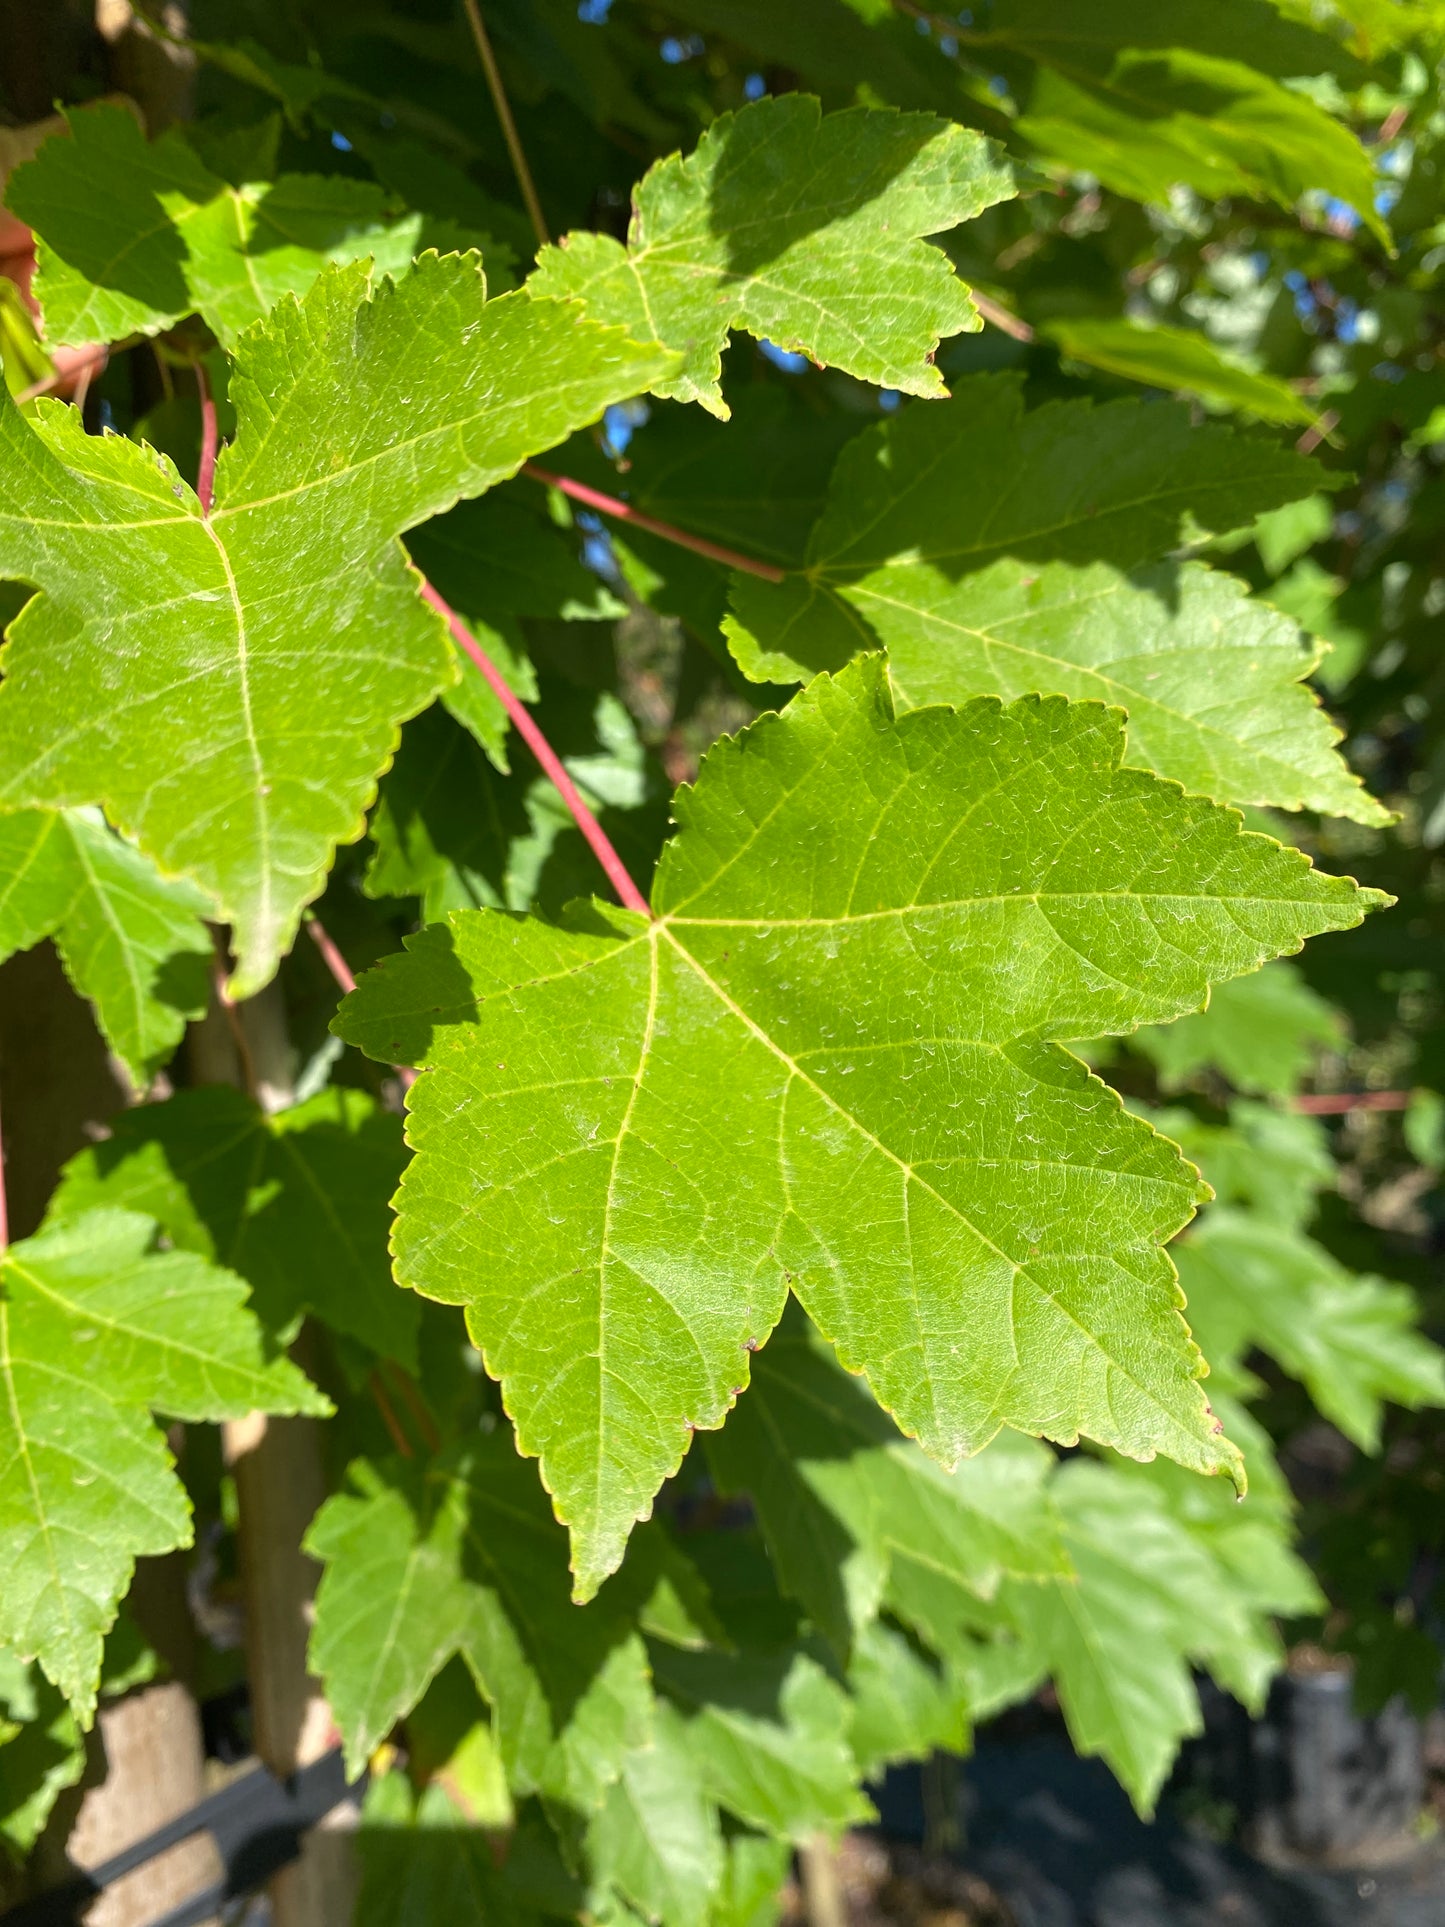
[1245,1670,1424,1864]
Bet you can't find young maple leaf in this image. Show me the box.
[0,253,677,993]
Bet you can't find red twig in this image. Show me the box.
[368,1370,414,1459]
[210,933,258,1098]
[383,1362,442,1454]
[304,914,356,995]
[195,362,218,515]
[971,291,1034,342]
[421,578,652,917]
[1292,1090,1411,1115]
[13,344,109,406]
[1296,409,1338,456]
[521,463,787,583]
[304,914,416,1089]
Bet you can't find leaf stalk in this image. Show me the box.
[195,361,218,515]
[420,578,653,916]
[460,0,551,254]
[522,462,787,582]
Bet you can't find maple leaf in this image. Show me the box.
[0,1209,326,1718]
[585,1705,725,1927]
[530,95,1016,417]
[306,1439,653,1799]
[650,1642,873,1842]
[725,374,1384,825]
[1134,959,1344,1096]
[0,807,211,1088]
[1045,317,1318,426]
[50,1084,417,1368]
[704,1309,1069,1653]
[337,656,1380,1596]
[984,1462,1277,1815]
[0,254,678,994]
[1177,1209,1445,1452]
[8,103,429,349]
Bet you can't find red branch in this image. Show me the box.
[368,1369,414,1458]
[305,915,416,1089]
[1293,1090,1411,1115]
[305,915,356,995]
[970,291,1034,342]
[421,579,652,917]
[522,463,787,583]
[13,344,109,406]
[195,363,218,515]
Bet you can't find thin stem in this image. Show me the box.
[421,578,652,916]
[460,0,550,253]
[798,1836,848,1927]
[522,463,787,582]
[304,914,356,995]
[70,361,95,418]
[970,290,1034,343]
[384,1362,443,1454]
[14,345,108,405]
[305,914,417,1089]
[195,362,217,515]
[369,1370,414,1459]
[0,1081,9,1254]
[1296,409,1339,456]
[1293,1090,1410,1115]
[211,933,258,1099]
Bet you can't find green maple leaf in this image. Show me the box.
[0,1208,325,1718]
[49,1083,417,1368]
[337,656,1379,1597]
[705,1310,1069,1653]
[711,1834,792,1927]
[1153,1098,1333,1230]
[650,1642,872,1843]
[8,103,428,349]
[1104,1442,1322,1710]
[0,806,211,1087]
[1134,958,1344,1096]
[960,0,1365,81]
[1020,53,1385,242]
[306,1440,652,1800]
[906,1442,1315,1814]
[1177,1209,1445,1451]
[585,1704,725,1927]
[960,0,1385,240]
[357,1774,563,1927]
[0,1653,84,1861]
[1045,317,1318,426]
[992,1461,1275,1815]
[844,1619,969,1778]
[726,374,1383,825]
[530,95,1015,417]
[0,254,678,994]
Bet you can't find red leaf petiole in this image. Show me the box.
[420,578,653,917]
[521,463,787,583]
